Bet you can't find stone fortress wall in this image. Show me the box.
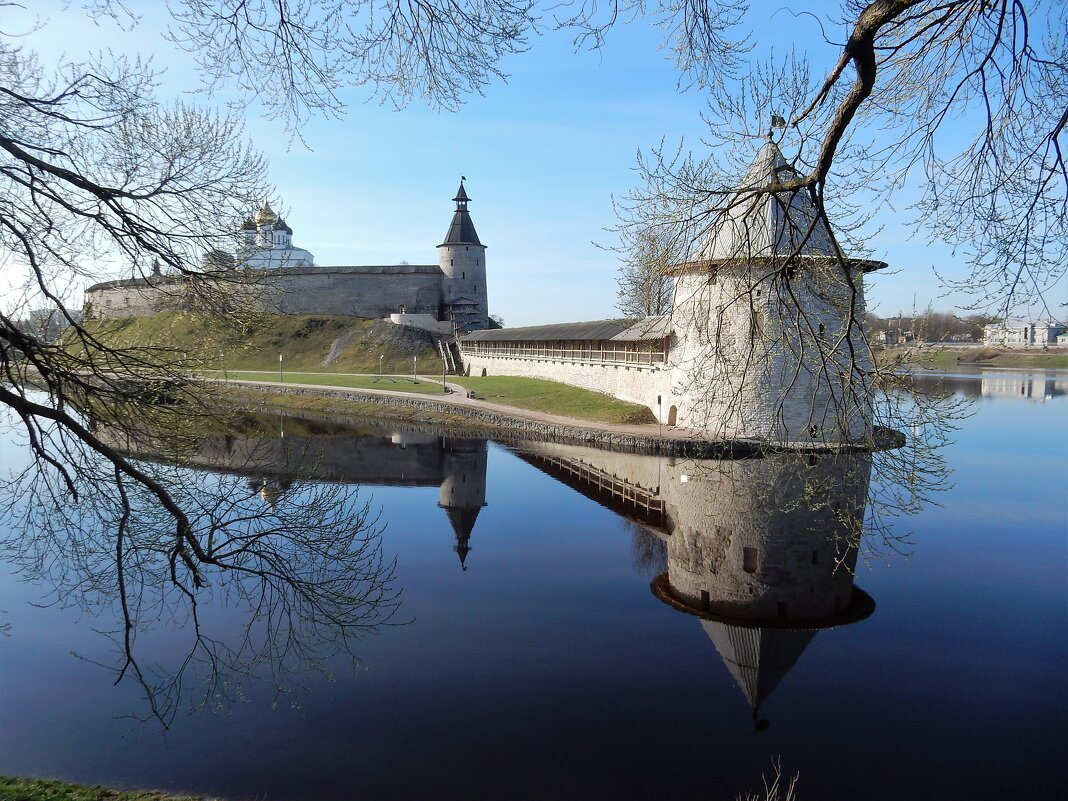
[85,183,490,334]
[462,350,668,415]
[461,140,884,444]
[85,265,446,321]
[85,148,883,445]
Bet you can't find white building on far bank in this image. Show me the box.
[983,320,1066,347]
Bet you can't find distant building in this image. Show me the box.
[983,320,1066,347]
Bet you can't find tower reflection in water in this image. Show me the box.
[98,412,488,572]
[108,412,874,727]
[509,441,875,730]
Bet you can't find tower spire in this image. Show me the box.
[453,178,470,210]
[441,179,481,246]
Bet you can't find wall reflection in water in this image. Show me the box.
[110,412,877,728]
[104,413,489,571]
[507,441,874,730]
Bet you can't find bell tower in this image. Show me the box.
[438,179,489,333]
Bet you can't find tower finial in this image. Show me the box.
[453,180,470,210]
[769,113,787,140]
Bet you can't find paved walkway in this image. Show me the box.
[206,375,702,442]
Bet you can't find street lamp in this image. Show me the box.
[413,355,418,381]
[379,354,384,378]
[279,353,283,383]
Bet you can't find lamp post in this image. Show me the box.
[413,355,417,381]
[442,357,446,393]
[379,354,384,378]
[279,353,283,383]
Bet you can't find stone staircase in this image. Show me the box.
[436,337,465,375]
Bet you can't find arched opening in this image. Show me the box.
[667,405,678,426]
[398,304,405,314]
[480,367,487,377]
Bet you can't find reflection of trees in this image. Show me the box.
[866,378,966,559]
[0,416,400,727]
[627,519,668,576]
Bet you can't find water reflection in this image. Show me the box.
[1,410,405,726]
[508,441,875,729]
[104,412,882,728]
[99,413,489,571]
[907,369,1068,401]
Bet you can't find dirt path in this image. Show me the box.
[206,376,700,442]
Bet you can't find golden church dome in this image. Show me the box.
[254,199,278,225]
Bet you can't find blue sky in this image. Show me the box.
[14,1,1010,326]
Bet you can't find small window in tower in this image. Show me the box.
[465,246,469,251]
[462,271,465,279]
[476,258,479,265]
[743,547,758,573]
[450,258,454,266]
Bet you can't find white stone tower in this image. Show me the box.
[666,139,884,445]
[438,180,489,333]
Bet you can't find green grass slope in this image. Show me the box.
[77,313,441,374]
[74,313,657,426]
[875,346,1068,369]
[451,375,656,424]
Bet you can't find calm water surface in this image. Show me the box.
[0,369,1065,800]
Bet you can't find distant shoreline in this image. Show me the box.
[874,345,1068,370]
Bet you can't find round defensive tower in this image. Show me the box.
[438,180,489,333]
[666,139,885,445]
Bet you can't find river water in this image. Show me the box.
[0,368,1065,800]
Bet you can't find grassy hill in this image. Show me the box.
[76,313,442,374]
[73,313,658,426]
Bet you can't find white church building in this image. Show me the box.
[238,200,316,269]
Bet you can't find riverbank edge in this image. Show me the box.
[0,775,218,801]
[206,380,904,457]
